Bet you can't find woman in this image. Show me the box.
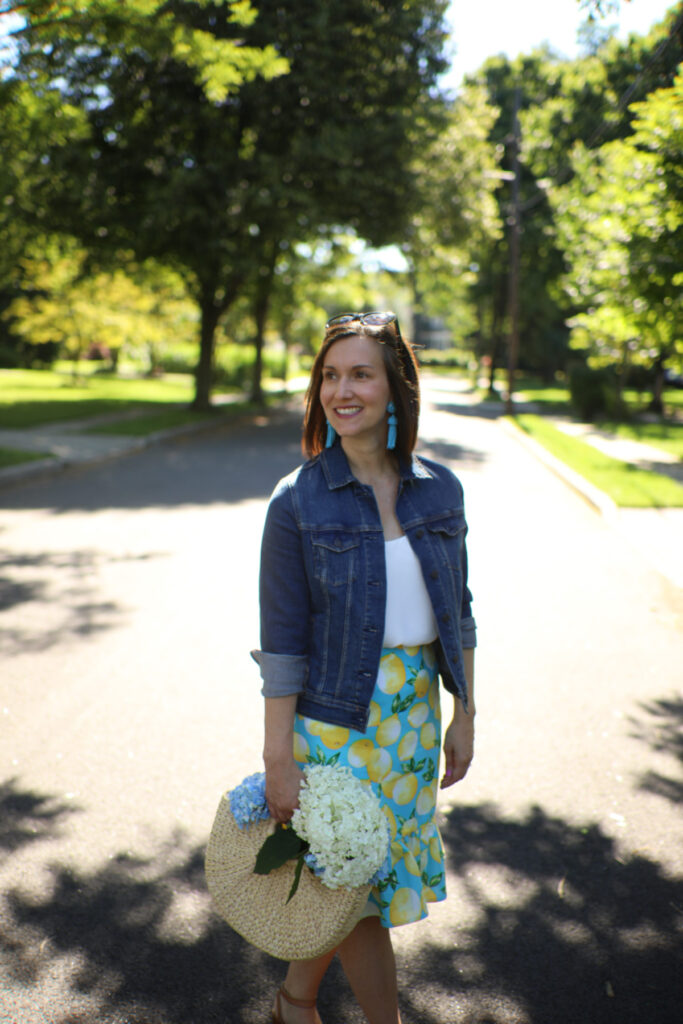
[252,312,476,1024]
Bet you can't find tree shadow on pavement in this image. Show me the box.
[0,411,304,514]
[0,779,79,862]
[629,694,683,805]
[1,799,681,1024]
[0,815,363,1024]
[0,549,148,655]
[419,437,488,469]
[398,803,682,1024]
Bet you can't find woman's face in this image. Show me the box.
[319,334,392,447]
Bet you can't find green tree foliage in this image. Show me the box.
[553,72,683,411]
[2,0,449,408]
[398,83,502,348]
[461,4,682,387]
[5,241,196,374]
[0,1,287,102]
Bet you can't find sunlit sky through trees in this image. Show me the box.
[442,0,679,89]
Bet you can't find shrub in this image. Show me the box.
[569,365,620,421]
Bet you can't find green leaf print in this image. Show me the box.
[401,757,426,774]
[380,869,399,892]
[306,750,341,767]
[429,873,443,887]
[391,692,416,714]
[422,758,436,782]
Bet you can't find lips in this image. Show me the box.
[334,406,362,417]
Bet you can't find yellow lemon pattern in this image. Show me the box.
[292,643,446,928]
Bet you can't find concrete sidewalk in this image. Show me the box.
[1,383,682,590]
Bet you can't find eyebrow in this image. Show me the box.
[323,363,375,371]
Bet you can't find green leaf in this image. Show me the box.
[286,853,307,903]
[253,823,308,875]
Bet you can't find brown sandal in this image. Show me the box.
[272,984,316,1023]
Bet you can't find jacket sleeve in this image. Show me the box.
[460,531,477,649]
[251,480,311,698]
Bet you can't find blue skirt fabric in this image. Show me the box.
[293,643,447,928]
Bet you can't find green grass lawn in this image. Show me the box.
[599,419,683,461]
[0,447,55,469]
[0,368,198,429]
[513,414,683,508]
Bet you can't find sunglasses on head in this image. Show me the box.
[325,311,398,330]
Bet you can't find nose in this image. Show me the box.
[337,375,354,399]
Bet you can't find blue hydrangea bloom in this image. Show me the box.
[228,772,269,829]
[369,847,392,886]
[303,850,324,876]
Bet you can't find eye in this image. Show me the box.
[355,369,369,379]
[322,369,336,381]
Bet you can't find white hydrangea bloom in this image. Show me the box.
[291,765,390,890]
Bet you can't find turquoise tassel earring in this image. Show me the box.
[386,402,397,450]
[325,420,336,447]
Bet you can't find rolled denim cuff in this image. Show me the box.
[251,649,309,697]
[461,616,477,649]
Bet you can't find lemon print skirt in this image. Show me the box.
[293,642,446,928]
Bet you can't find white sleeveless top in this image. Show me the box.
[383,535,438,648]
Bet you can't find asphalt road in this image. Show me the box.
[1,381,681,1024]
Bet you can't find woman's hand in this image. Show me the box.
[264,756,305,822]
[440,714,474,789]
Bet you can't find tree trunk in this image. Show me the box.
[193,296,221,411]
[648,358,665,415]
[251,242,278,404]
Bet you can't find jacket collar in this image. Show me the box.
[319,443,434,491]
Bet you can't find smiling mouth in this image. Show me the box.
[335,407,362,416]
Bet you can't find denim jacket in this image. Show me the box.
[252,443,476,732]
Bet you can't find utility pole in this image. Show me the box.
[505,87,521,417]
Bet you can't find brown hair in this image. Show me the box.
[302,315,420,460]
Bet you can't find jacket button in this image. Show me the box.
[335,538,342,548]
[415,529,424,539]
[430,569,438,580]
[441,613,449,623]
[452,652,459,662]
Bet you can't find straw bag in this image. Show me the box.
[205,791,370,960]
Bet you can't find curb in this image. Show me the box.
[501,417,619,522]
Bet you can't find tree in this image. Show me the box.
[3,0,450,408]
[397,83,502,351]
[5,241,196,374]
[458,5,683,390]
[553,72,683,411]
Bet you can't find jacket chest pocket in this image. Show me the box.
[311,532,360,587]
[427,515,466,579]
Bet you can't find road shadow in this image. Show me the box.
[398,802,682,1024]
[0,411,305,514]
[1,796,681,1023]
[629,694,683,805]
[419,437,489,468]
[0,779,79,863]
[431,398,505,422]
[0,815,360,1024]
[0,549,144,654]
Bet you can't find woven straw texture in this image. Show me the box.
[205,793,370,961]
